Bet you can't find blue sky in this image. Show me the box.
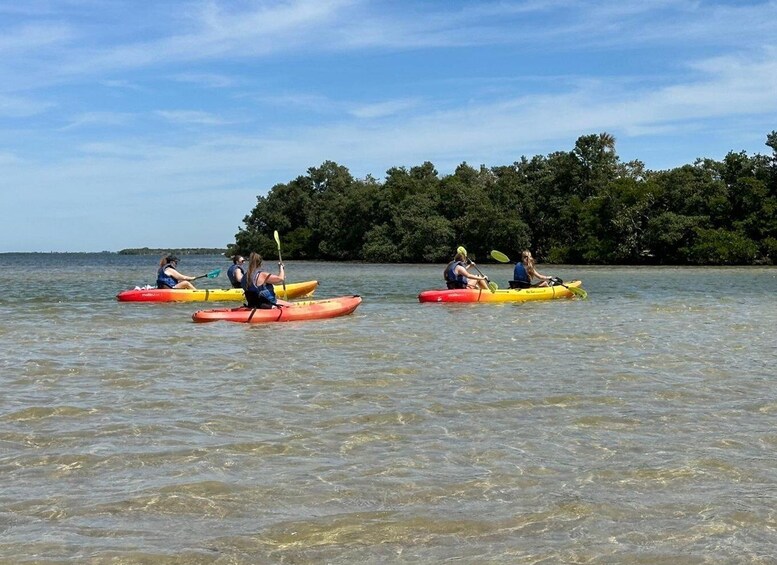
[1,0,776,252]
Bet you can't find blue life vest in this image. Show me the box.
[445,261,468,289]
[227,264,244,288]
[513,262,530,284]
[243,270,277,308]
[157,263,178,289]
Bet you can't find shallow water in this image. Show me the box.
[1,254,776,563]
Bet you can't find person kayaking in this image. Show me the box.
[512,249,551,288]
[242,251,292,308]
[227,254,245,288]
[444,247,489,290]
[156,255,197,289]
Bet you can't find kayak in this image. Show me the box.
[192,295,363,323]
[418,280,584,303]
[116,280,319,302]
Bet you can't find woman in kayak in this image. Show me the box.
[513,250,551,288]
[156,255,197,289]
[242,252,292,308]
[444,247,489,289]
[227,254,245,288]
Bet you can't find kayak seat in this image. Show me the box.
[508,280,531,289]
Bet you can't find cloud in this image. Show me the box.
[155,110,233,126]
[0,93,52,117]
[100,79,144,91]
[349,98,420,119]
[172,72,237,88]
[60,111,135,131]
[0,22,73,54]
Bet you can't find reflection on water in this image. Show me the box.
[1,254,776,563]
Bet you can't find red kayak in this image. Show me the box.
[192,295,362,323]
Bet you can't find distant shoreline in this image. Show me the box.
[117,248,228,256]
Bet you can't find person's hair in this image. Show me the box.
[159,254,178,267]
[245,252,263,286]
[522,250,534,267]
[232,254,244,264]
[455,251,467,262]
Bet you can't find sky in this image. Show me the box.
[1,0,776,252]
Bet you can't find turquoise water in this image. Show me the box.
[1,254,776,563]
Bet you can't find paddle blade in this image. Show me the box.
[568,285,588,299]
[490,250,510,263]
[487,281,498,293]
[194,268,222,280]
[273,230,281,248]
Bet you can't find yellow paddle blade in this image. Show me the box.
[490,250,510,263]
[568,285,588,299]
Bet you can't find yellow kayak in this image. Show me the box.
[418,280,584,303]
[117,280,319,302]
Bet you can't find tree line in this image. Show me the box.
[228,131,777,265]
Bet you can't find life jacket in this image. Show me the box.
[444,261,468,289]
[156,263,178,289]
[509,262,531,289]
[243,270,277,308]
[227,264,244,288]
[513,262,530,284]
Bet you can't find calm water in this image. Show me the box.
[1,254,776,564]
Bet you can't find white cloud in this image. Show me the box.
[0,93,51,117]
[155,110,233,126]
[0,22,73,54]
[349,98,420,119]
[60,111,135,131]
[172,72,237,88]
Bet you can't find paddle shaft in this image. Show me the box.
[273,230,287,295]
[193,268,221,280]
[467,261,497,292]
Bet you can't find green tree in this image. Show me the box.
[231,131,776,265]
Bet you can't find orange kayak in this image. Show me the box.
[192,295,362,323]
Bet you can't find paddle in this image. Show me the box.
[193,268,221,281]
[489,249,587,298]
[457,246,496,293]
[273,230,287,296]
[489,250,510,264]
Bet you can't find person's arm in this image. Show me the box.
[167,267,195,282]
[264,264,285,284]
[528,264,550,283]
[455,264,486,282]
